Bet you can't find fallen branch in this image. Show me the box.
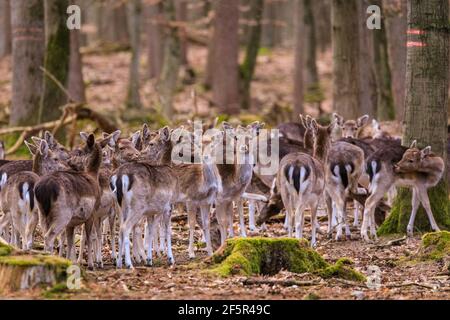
[376,236,407,248]
[385,281,438,290]
[242,278,321,287]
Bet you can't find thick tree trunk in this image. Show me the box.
[204,0,216,89]
[304,0,318,87]
[68,26,86,103]
[358,0,377,117]
[0,0,11,58]
[240,0,264,110]
[384,0,407,120]
[147,1,165,79]
[261,0,275,47]
[379,0,449,234]
[113,3,130,45]
[372,0,395,121]
[39,0,70,123]
[212,0,240,114]
[176,0,188,66]
[9,0,45,126]
[332,0,360,119]
[293,0,305,116]
[314,0,331,53]
[126,0,143,109]
[158,0,181,119]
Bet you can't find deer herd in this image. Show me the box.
[0,113,446,269]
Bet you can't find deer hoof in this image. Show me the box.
[146,259,153,267]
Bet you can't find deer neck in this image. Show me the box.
[32,154,43,176]
[87,143,102,177]
[234,152,253,185]
[313,135,330,162]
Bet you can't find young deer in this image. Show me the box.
[141,126,223,258]
[33,135,102,269]
[333,113,370,139]
[0,171,39,250]
[393,142,444,235]
[215,122,264,244]
[112,158,178,268]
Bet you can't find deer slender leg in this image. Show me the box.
[310,202,319,247]
[248,200,256,231]
[163,208,174,265]
[417,186,440,232]
[294,201,306,240]
[406,188,420,236]
[237,198,247,237]
[187,202,197,259]
[200,204,213,256]
[84,218,95,270]
[65,226,75,262]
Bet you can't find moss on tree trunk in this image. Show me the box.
[39,0,70,124]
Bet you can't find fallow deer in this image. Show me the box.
[0,171,39,250]
[33,135,102,269]
[362,141,444,240]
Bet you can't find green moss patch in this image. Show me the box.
[0,254,71,268]
[419,231,450,261]
[0,240,13,257]
[207,237,365,282]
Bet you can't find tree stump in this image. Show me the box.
[206,237,366,282]
[0,238,71,293]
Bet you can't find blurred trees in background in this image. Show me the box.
[1,0,447,129]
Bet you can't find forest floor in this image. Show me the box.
[2,207,450,300]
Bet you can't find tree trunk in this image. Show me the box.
[176,0,188,66]
[113,3,130,45]
[379,0,449,234]
[357,0,377,118]
[372,0,395,121]
[0,0,11,58]
[384,0,407,120]
[332,0,360,119]
[240,0,264,110]
[9,0,45,126]
[68,9,86,103]
[212,0,240,114]
[293,0,305,116]
[126,0,143,109]
[314,0,331,53]
[304,0,318,86]
[204,0,216,89]
[147,1,165,79]
[158,0,181,119]
[39,0,70,123]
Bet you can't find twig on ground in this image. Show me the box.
[242,278,321,287]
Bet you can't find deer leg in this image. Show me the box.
[77,226,85,264]
[416,186,440,233]
[342,200,351,239]
[228,202,235,238]
[215,203,228,245]
[361,189,384,242]
[25,212,38,250]
[108,207,116,261]
[65,226,76,262]
[187,203,197,259]
[200,204,213,256]
[294,201,306,240]
[353,200,360,227]
[145,215,158,266]
[84,218,95,270]
[95,219,104,268]
[159,219,166,254]
[334,196,346,241]
[310,202,319,247]
[325,194,333,235]
[237,198,247,237]
[248,199,256,232]
[163,208,174,265]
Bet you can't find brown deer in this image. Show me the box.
[0,171,39,250]
[214,122,264,244]
[33,135,102,269]
[333,113,370,139]
[141,126,223,258]
[363,140,445,241]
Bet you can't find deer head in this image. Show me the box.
[103,130,140,168]
[27,139,69,175]
[140,126,173,165]
[333,113,369,138]
[394,141,432,173]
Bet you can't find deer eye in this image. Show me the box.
[408,160,413,163]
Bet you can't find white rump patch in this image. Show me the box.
[0,173,7,188]
[110,175,117,193]
[299,167,309,193]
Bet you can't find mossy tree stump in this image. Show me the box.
[207,237,365,282]
[419,231,450,261]
[0,238,71,293]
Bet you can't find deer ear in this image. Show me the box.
[79,132,89,142]
[357,115,369,127]
[39,140,49,157]
[44,131,55,147]
[410,140,417,149]
[310,119,319,133]
[160,126,170,141]
[24,141,37,156]
[102,132,109,139]
[222,122,233,131]
[108,130,121,147]
[142,123,150,140]
[131,131,141,148]
[421,146,431,159]
[31,136,43,146]
[332,113,344,126]
[86,134,95,148]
